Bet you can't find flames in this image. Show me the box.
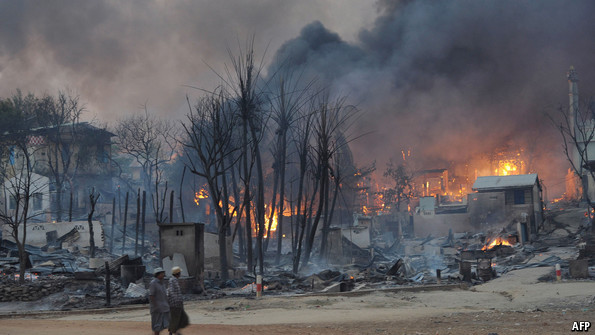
[194,188,208,206]
[481,236,513,251]
[496,160,522,176]
[192,186,286,239]
[264,213,278,238]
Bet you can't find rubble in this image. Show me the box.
[0,201,592,314]
[0,276,66,302]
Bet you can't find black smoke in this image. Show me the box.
[269,0,595,196]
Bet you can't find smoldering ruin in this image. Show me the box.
[1,0,595,317]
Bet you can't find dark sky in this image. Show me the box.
[268,0,595,196]
[2,0,594,196]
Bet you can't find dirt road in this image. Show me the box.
[2,267,593,335]
[1,310,591,335]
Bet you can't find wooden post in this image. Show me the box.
[69,191,73,222]
[117,186,122,225]
[179,166,186,223]
[135,189,140,257]
[110,197,116,254]
[141,190,146,256]
[169,190,174,223]
[256,274,263,298]
[105,261,111,307]
[121,192,129,255]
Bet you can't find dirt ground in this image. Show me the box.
[1,310,592,335]
[2,209,594,335]
[2,266,593,335]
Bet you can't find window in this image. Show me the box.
[506,189,528,205]
[513,189,525,204]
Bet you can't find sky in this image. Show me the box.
[0,0,376,121]
[2,0,595,197]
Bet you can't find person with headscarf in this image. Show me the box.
[149,267,170,335]
[167,266,189,335]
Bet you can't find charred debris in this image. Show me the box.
[0,199,593,313]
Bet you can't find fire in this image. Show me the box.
[362,205,370,215]
[217,197,237,217]
[497,160,521,176]
[264,210,278,238]
[194,188,208,206]
[241,282,268,292]
[481,236,513,251]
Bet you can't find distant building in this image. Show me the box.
[1,122,115,221]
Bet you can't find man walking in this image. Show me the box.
[149,267,170,335]
[167,266,189,335]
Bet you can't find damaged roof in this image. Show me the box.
[472,173,539,191]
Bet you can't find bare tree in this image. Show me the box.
[87,187,100,258]
[41,92,85,222]
[182,89,240,281]
[114,106,179,223]
[266,68,316,264]
[0,95,45,283]
[303,93,359,266]
[219,38,269,275]
[551,98,595,231]
[291,107,316,273]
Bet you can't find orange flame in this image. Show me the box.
[194,188,208,206]
[482,236,513,251]
[264,208,278,238]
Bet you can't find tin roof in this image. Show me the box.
[472,173,538,191]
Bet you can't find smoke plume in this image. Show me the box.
[269,0,595,196]
[2,1,595,196]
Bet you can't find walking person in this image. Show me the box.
[167,266,189,335]
[149,267,170,335]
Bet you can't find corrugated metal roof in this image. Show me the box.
[472,173,538,190]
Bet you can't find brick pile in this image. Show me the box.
[0,278,66,302]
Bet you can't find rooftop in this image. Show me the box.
[472,173,538,191]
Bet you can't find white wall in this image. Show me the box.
[2,220,104,248]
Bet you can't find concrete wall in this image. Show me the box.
[341,224,371,249]
[203,231,233,271]
[327,228,346,265]
[468,191,506,225]
[159,223,204,280]
[413,213,471,237]
[1,220,104,248]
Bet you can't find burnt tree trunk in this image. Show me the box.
[179,166,186,223]
[121,192,129,254]
[134,189,140,257]
[88,189,100,258]
[141,190,146,256]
